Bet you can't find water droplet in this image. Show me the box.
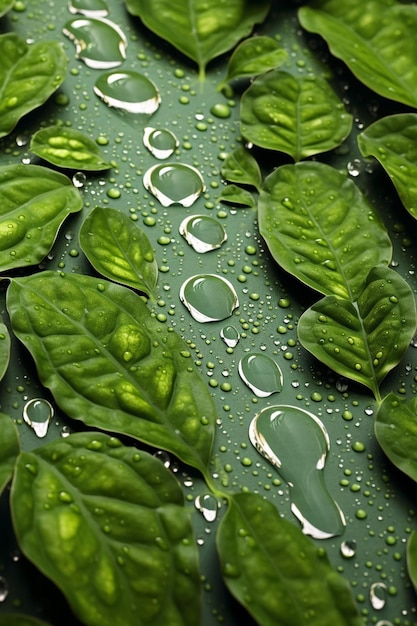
[370,582,387,610]
[238,353,283,397]
[143,163,205,207]
[153,450,171,468]
[340,539,356,558]
[179,214,227,253]
[180,274,239,323]
[22,398,54,438]
[143,127,179,159]
[220,325,240,348]
[347,159,362,177]
[249,405,345,539]
[0,577,8,602]
[68,0,109,17]
[195,493,220,522]
[63,17,127,69]
[94,71,160,114]
[72,171,87,188]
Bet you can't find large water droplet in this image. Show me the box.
[68,0,109,17]
[22,398,54,438]
[0,577,8,602]
[220,325,240,348]
[370,582,387,610]
[249,405,345,539]
[195,493,220,522]
[239,353,283,397]
[180,274,239,323]
[179,214,227,253]
[143,163,205,207]
[94,71,160,114]
[63,17,127,69]
[143,127,179,159]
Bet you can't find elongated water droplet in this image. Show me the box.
[63,17,127,69]
[179,214,227,253]
[220,325,240,348]
[239,353,283,397]
[94,71,160,114]
[143,163,205,207]
[249,405,345,539]
[180,274,239,323]
[0,577,8,602]
[23,398,54,438]
[195,494,220,522]
[69,0,109,17]
[370,582,387,610]
[143,127,179,159]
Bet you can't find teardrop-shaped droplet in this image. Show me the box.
[249,405,345,539]
[69,0,109,17]
[239,353,283,397]
[220,325,240,348]
[195,493,220,522]
[0,577,8,602]
[143,163,205,207]
[63,17,127,69]
[370,582,387,610]
[179,215,227,253]
[23,398,54,438]
[143,127,179,159]
[94,71,160,114]
[340,539,356,558]
[180,274,239,323]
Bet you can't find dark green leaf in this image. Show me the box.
[11,432,200,626]
[7,272,216,475]
[222,36,287,85]
[0,34,67,138]
[298,0,417,108]
[358,114,417,220]
[0,616,52,626]
[124,0,271,80]
[79,207,158,298]
[219,185,256,209]
[407,532,417,594]
[216,492,362,626]
[0,318,11,381]
[240,69,352,160]
[298,266,416,400]
[0,164,83,272]
[258,162,391,300]
[0,413,20,496]
[221,146,262,191]
[0,0,13,17]
[30,125,112,171]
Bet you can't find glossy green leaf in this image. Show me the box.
[298,266,416,400]
[240,69,352,160]
[0,318,11,381]
[216,492,362,626]
[375,393,417,484]
[258,162,391,300]
[124,0,271,80]
[358,114,417,220]
[0,617,52,626]
[298,0,417,108]
[407,532,417,594]
[30,125,112,171]
[0,413,20,496]
[0,34,67,139]
[219,185,256,209]
[79,207,158,298]
[7,272,216,475]
[11,432,200,626]
[221,147,262,191]
[221,36,287,86]
[0,0,13,17]
[0,164,82,272]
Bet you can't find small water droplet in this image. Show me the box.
[143,127,178,159]
[238,353,283,397]
[68,0,109,17]
[220,325,240,348]
[340,539,356,558]
[143,163,205,207]
[179,274,239,323]
[179,214,227,253]
[94,70,160,114]
[22,398,54,438]
[370,582,387,610]
[0,577,8,602]
[63,17,127,69]
[72,171,87,188]
[347,159,362,177]
[195,493,220,522]
[153,450,171,468]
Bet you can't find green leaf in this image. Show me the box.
[298,266,417,400]
[219,185,256,209]
[0,616,52,626]
[124,0,271,80]
[0,34,67,139]
[298,0,417,108]
[0,164,83,272]
[358,114,417,220]
[216,492,362,626]
[375,393,417,484]
[407,532,417,594]
[220,146,262,191]
[258,162,392,300]
[0,413,20,496]
[240,70,352,160]
[6,271,216,476]
[11,432,200,626]
[0,0,13,17]
[0,318,11,381]
[79,207,158,298]
[221,36,288,86]
[30,125,112,171]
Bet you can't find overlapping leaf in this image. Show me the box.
[358,114,417,220]
[298,0,417,108]
[0,318,10,381]
[11,432,200,626]
[0,413,19,496]
[240,70,352,160]
[221,36,287,86]
[6,272,216,475]
[0,34,67,138]
[407,533,417,595]
[0,617,52,626]
[216,492,363,626]
[298,266,416,400]
[219,185,256,209]
[221,146,262,191]
[124,0,270,79]
[0,164,82,272]
[0,0,13,17]
[258,162,391,300]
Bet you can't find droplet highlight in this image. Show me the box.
[195,493,220,522]
[63,17,127,69]
[143,163,205,207]
[143,127,179,159]
[22,398,54,438]
[179,214,227,253]
[180,274,239,323]
[238,353,283,397]
[370,582,388,610]
[220,325,240,348]
[94,71,160,114]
